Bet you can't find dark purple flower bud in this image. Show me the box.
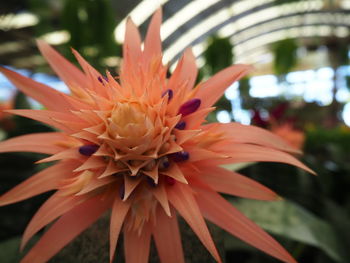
[162,89,173,101]
[79,144,99,156]
[165,176,176,186]
[159,156,170,170]
[175,121,186,130]
[146,177,157,187]
[119,183,125,200]
[170,151,189,162]
[98,76,108,84]
[178,98,201,116]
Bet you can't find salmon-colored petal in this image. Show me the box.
[191,165,278,200]
[187,147,228,162]
[36,40,88,90]
[20,194,113,263]
[152,207,185,263]
[123,18,142,69]
[167,183,222,263]
[210,143,315,174]
[36,147,82,164]
[196,64,252,109]
[124,224,151,263]
[109,195,131,263]
[168,48,197,92]
[195,187,297,263]
[205,122,301,154]
[6,109,82,132]
[152,183,171,216]
[0,67,71,112]
[73,155,105,171]
[0,132,68,155]
[143,9,162,64]
[0,161,77,207]
[21,190,91,250]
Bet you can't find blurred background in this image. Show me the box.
[1,0,350,262]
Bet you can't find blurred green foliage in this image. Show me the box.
[271,39,298,76]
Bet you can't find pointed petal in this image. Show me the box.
[210,143,315,174]
[36,40,88,90]
[20,194,113,263]
[21,190,91,250]
[124,225,151,263]
[196,64,252,108]
[6,109,79,132]
[37,147,81,163]
[161,163,188,184]
[206,122,301,154]
[123,176,142,201]
[0,161,77,206]
[152,207,185,263]
[123,18,142,69]
[167,183,221,262]
[143,9,162,64]
[0,132,68,155]
[195,187,297,263]
[168,48,197,92]
[192,165,278,200]
[0,67,71,112]
[109,196,131,262]
[152,183,171,216]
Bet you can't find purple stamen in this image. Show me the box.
[146,177,157,187]
[78,144,99,156]
[159,156,170,170]
[165,176,176,186]
[162,89,173,101]
[170,151,189,162]
[175,121,186,130]
[178,98,201,116]
[98,76,108,84]
[119,184,125,200]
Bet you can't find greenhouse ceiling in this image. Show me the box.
[0,0,349,70]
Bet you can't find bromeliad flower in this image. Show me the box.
[0,10,313,263]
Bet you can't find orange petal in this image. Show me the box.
[0,160,76,206]
[191,165,278,200]
[152,207,185,263]
[206,122,301,154]
[20,193,113,263]
[21,190,91,250]
[6,109,80,132]
[0,132,67,155]
[196,64,252,109]
[195,187,297,263]
[36,40,88,91]
[161,163,188,184]
[124,224,151,263]
[123,18,142,69]
[143,8,162,64]
[167,183,222,263]
[152,183,171,216]
[73,155,105,172]
[167,48,197,92]
[211,143,315,174]
[109,195,131,263]
[36,147,81,163]
[0,66,71,112]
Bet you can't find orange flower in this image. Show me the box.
[0,10,313,263]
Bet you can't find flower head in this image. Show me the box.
[0,9,313,263]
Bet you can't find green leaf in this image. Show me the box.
[230,199,344,262]
[0,237,22,263]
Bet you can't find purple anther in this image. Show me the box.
[170,151,189,162]
[162,89,173,101]
[119,184,125,200]
[178,98,201,116]
[165,176,176,186]
[146,177,157,187]
[98,76,108,84]
[175,120,186,130]
[159,157,170,170]
[78,144,99,156]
